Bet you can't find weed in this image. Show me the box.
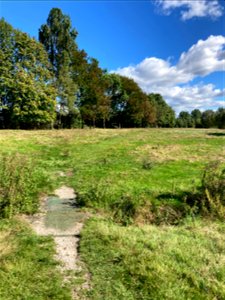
[142,157,156,170]
[111,194,141,225]
[201,162,225,218]
[0,154,43,218]
[185,162,225,219]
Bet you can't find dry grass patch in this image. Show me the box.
[132,142,225,164]
[0,231,14,257]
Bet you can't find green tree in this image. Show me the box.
[104,74,128,128]
[105,75,156,128]
[79,58,109,128]
[215,107,225,129]
[119,76,154,127]
[0,19,56,129]
[201,110,216,128]
[176,111,194,128]
[39,8,79,127]
[148,94,175,127]
[191,109,202,128]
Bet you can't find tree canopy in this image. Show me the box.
[0,8,224,130]
[0,18,56,129]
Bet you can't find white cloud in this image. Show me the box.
[112,35,225,112]
[156,0,223,20]
[178,36,225,76]
[155,84,225,112]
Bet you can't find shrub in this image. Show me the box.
[201,161,225,218]
[185,161,225,219]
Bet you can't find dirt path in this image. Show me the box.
[25,186,89,298]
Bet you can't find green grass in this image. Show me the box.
[0,128,224,299]
[80,218,225,300]
[0,218,71,300]
[2,128,223,217]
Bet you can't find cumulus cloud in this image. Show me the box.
[156,0,223,20]
[178,35,225,76]
[112,35,225,112]
[155,84,225,112]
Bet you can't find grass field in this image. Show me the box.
[0,128,224,299]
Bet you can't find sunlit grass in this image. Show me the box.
[0,128,224,299]
[80,218,225,300]
[0,218,71,300]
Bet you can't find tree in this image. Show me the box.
[215,107,225,129]
[0,18,56,129]
[104,74,128,128]
[141,99,157,127]
[79,58,109,128]
[201,110,216,128]
[148,94,175,127]
[176,111,194,128]
[191,109,202,128]
[39,8,79,127]
[119,76,155,127]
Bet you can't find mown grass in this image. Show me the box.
[0,218,71,300]
[0,128,224,299]
[80,218,225,300]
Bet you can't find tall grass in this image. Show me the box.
[0,154,46,218]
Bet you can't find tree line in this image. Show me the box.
[0,8,224,129]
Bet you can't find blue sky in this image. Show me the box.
[0,0,224,113]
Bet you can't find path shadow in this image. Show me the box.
[62,199,77,208]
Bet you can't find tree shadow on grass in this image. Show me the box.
[207,132,225,137]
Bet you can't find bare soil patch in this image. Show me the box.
[25,185,90,299]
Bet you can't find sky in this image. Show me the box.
[0,0,225,113]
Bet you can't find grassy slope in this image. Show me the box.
[0,128,224,299]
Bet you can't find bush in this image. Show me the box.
[0,154,40,218]
[201,161,225,218]
[111,194,141,225]
[186,162,225,219]
[142,158,156,170]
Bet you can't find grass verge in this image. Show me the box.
[0,218,72,300]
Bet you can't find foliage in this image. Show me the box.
[79,58,109,128]
[39,8,80,128]
[0,18,56,129]
[191,109,202,128]
[1,10,224,129]
[215,107,225,129]
[176,111,194,128]
[184,162,225,219]
[201,110,216,128]
[148,93,175,127]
